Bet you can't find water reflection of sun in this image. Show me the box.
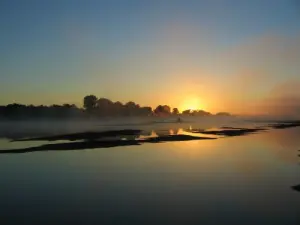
[168,128,217,158]
[170,140,215,158]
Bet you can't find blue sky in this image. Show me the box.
[1,0,300,114]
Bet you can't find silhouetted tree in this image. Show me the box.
[96,98,114,115]
[124,101,139,116]
[181,109,212,116]
[139,106,152,116]
[154,105,171,116]
[0,94,219,120]
[125,101,138,109]
[83,95,98,112]
[0,103,83,120]
[182,109,192,115]
[216,112,231,116]
[154,105,162,115]
[63,104,77,109]
[172,108,179,115]
[163,105,171,114]
[114,101,123,108]
[194,110,211,116]
[113,101,124,115]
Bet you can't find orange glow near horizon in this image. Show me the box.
[179,96,205,112]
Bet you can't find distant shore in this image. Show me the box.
[0,96,232,120]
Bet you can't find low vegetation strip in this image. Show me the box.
[0,134,215,154]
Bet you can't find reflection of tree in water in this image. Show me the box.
[169,128,179,135]
[155,130,170,136]
[119,134,140,141]
[291,149,300,192]
[138,130,158,140]
[138,129,180,138]
[154,128,181,136]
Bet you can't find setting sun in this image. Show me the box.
[179,96,203,112]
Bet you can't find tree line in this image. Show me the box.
[0,94,231,120]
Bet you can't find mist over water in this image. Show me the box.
[0,115,278,140]
[0,116,233,138]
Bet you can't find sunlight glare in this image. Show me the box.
[179,96,203,112]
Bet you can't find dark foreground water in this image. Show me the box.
[0,119,299,225]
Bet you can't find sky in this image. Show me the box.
[0,0,300,115]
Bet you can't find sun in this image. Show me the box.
[179,96,203,112]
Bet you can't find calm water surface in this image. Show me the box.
[0,120,299,225]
